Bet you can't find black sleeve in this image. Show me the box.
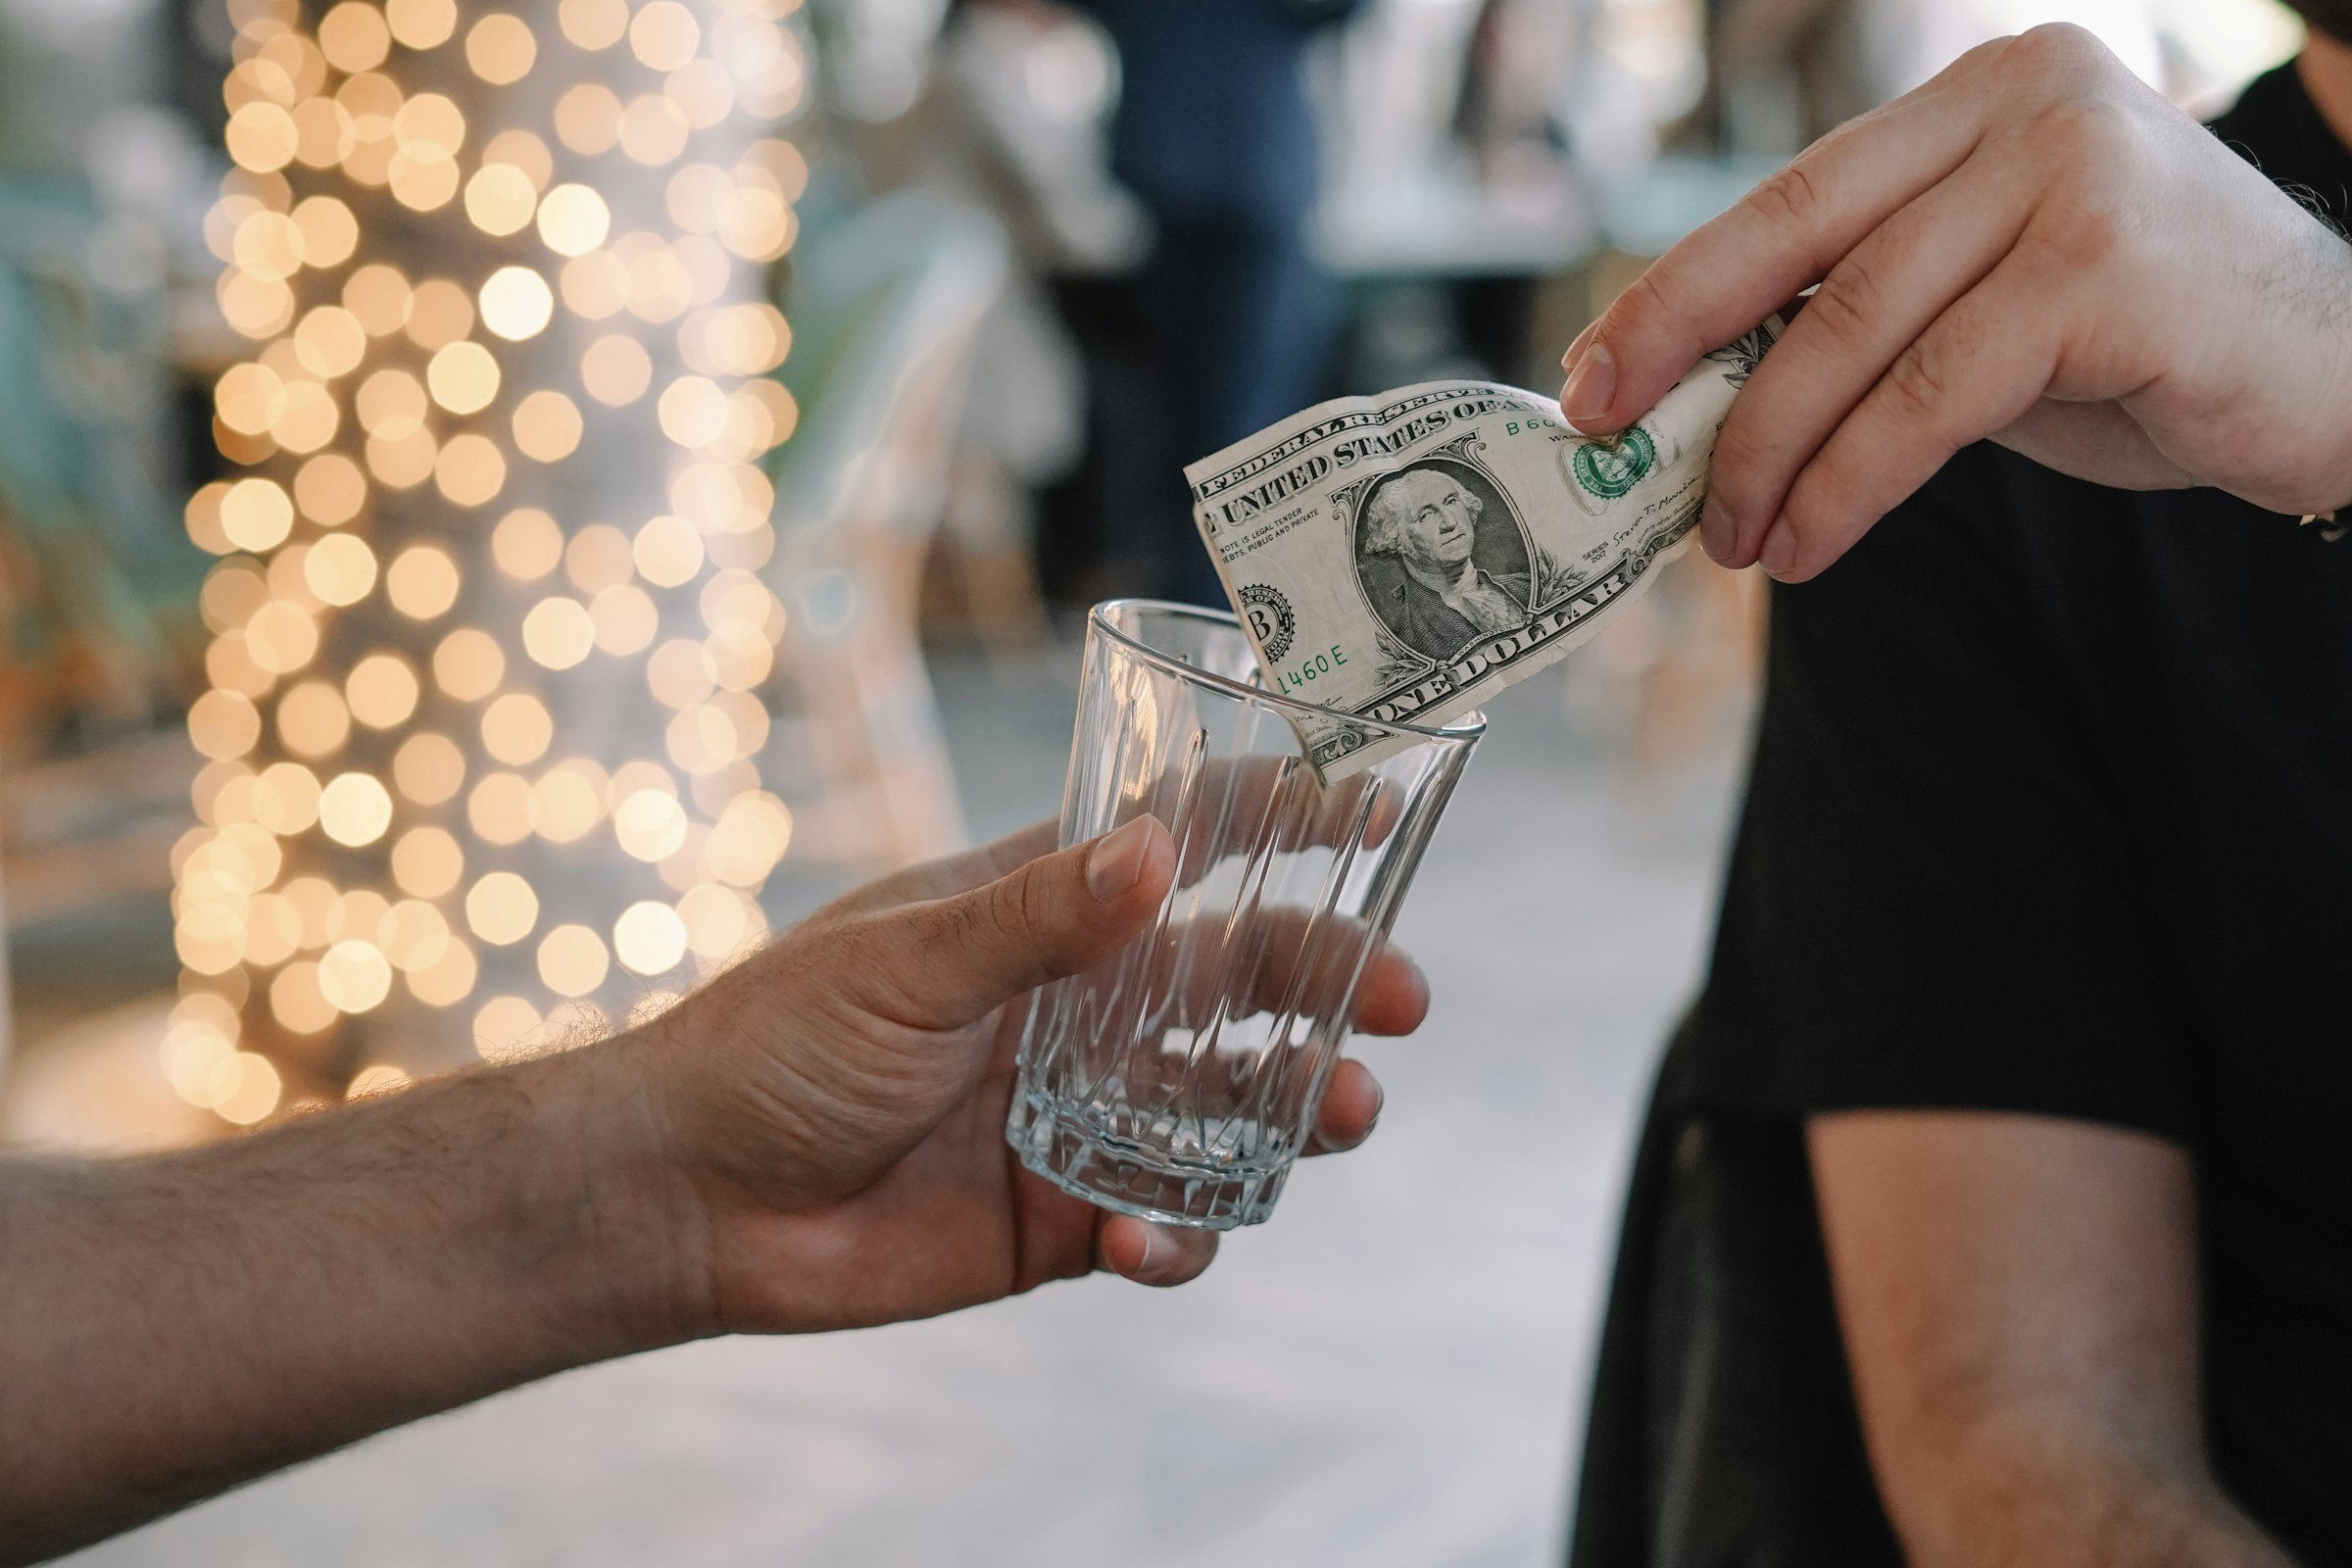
[1279,0,1369,24]
[1063,0,1365,25]
[1677,444,2197,1141]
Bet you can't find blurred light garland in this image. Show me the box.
[173,0,808,1123]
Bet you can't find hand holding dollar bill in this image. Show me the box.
[1188,319,1780,780]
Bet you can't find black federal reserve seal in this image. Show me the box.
[1238,582,1296,663]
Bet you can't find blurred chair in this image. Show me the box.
[0,183,200,745]
[878,0,1137,659]
[0,179,200,1078]
[764,190,1011,870]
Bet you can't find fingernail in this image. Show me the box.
[1759,521,1798,579]
[1086,817,1153,902]
[1561,340,1616,427]
[1699,497,1735,563]
[1367,1080,1386,1134]
[1135,1228,1175,1279]
[1404,956,1431,1013]
[1560,319,1598,372]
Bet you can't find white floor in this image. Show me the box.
[64,643,1744,1568]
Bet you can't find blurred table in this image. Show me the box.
[1315,166,1596,279]
[1589,152,1785,260]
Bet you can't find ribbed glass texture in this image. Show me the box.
[1009,599,1482,1229]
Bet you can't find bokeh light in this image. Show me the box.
[393,731,467,805]
[318,771,393,846]
[537,923,611,997]
[466,14,538,86]
[180,0,808,1122]
[391,825,466,899]
[426,340,500,414]
[385,545,461,618]
[348,1063,415,1098]
[582,333,655,406]
[466,870,540,946]
[614,899,687,974]
[472,995,544,1060]
[432,627,508,702]
[522,596,596,669]
[348,653,421,729]
[480,267,555,339]
[513,391,583,462]
[386,0,458,50]
[465,163,539,236]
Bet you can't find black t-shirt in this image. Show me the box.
[1679,62,2352,1562]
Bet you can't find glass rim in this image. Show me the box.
[1087,598,1487,748]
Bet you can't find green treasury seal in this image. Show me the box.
[1570,426,1656,500]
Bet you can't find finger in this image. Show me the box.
[1702,145,2034,566]
[815,819,1064,923]
[841,815,1176,1030]
[1348,946,1430,1037]
[1097,1214,1218,1287]
[1151,911,1429,1036]
[1304,1058,1384,1155]
[972,818,1069,880]
[1562,66,1989,435]
[1988,398,2195,490]
[1761,252,2061,582]
[1132,757,1400,890]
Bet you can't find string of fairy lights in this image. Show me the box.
[169,0,808,1123]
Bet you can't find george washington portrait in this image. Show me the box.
[1351,460,1534,663]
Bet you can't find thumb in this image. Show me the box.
[846,815,1173,1031]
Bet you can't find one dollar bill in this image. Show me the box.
[1186,320,1780,780]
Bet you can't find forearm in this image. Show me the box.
[0,1041,708,1563]
[1811,1114,2300,1568]
[1892,1424,2299,1568]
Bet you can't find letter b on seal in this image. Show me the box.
[1238,583,1296,663]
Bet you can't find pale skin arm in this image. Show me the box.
[1560,24,2352,582]
[1809,1111,2299,1568]
[0,816,1425,1564]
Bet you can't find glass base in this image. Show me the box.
[1007,1092,1290,1232]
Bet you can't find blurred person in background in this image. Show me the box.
[1664,0,1874,150]
[896,0,1152,627]
[1668,0,2158,152]
[0,817,1423,1562]
[1564,14,2352,1567]
[1060,0,1364,606]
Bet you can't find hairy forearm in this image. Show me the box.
[0,1042,708,1563]
[1891,1422,2300,1568]
[1811,1114,2304,1568]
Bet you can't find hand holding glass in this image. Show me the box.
[1008,601,1483,1230]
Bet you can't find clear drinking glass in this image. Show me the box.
[1007,599,1484,1230]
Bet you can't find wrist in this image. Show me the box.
[516,1031,718,1354]
[2285,227,2352,517]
